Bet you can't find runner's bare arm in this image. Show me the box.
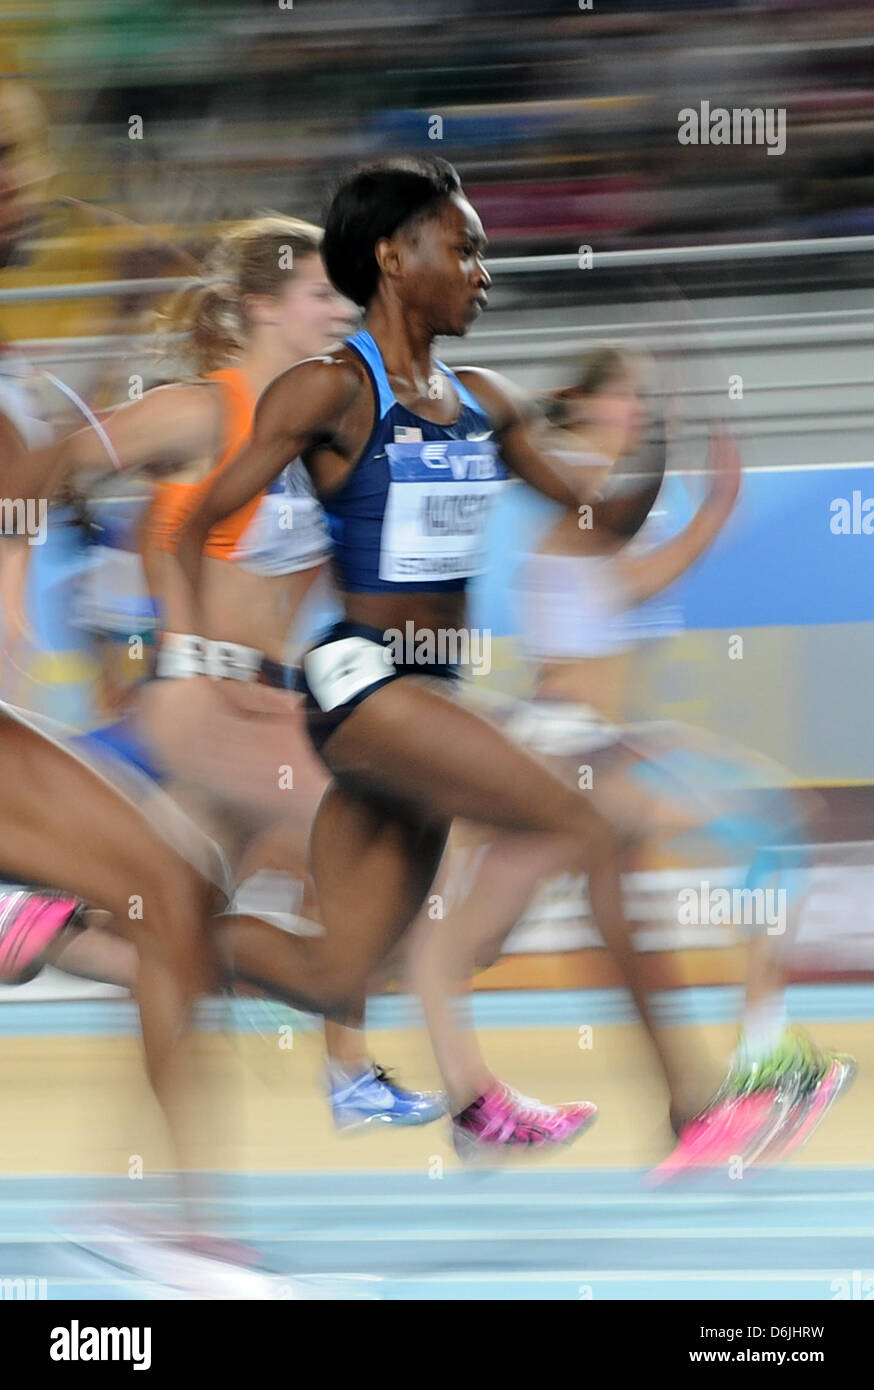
[615,431,740,602]
[1,382,221,514]
[0,409,35,646]
[56,383,219,482]
[75,383,221,477]
[457,366,667,535]
[0,407,26,511]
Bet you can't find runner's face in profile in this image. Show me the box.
[595,370,648,458]
[566,370,648,461]
[395,195,490,338]
[273,253,358,362]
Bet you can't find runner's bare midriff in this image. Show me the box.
[341,590,468,637]
[154,550,326,663]
[533,652,632,723]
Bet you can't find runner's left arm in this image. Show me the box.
[456,366,667,537]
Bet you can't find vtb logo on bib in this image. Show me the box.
[421,443,449,466]
[419,442,498,481]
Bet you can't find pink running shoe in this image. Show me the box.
[646,1091,778,1187]
[748,1053,856,1168]
[452,1081,597,1162]
[648,1030,856,1184]
[0,888,85,984]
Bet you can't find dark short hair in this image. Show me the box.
[323,157,463,307]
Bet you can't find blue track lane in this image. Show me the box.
[1,982,874,1038]
[0,1168,872,1300]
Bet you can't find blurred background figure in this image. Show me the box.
[409,346,853,1169]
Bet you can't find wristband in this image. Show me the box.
[155,634,266,682]
[155,632,208,679]
[205,640,263,681]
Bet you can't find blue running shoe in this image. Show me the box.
[329,1064,446,1130]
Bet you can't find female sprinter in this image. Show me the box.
[169,156,701,1149]
[10,216,443,1128]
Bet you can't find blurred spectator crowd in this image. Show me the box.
[1,0,872,259]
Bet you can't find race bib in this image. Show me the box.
[379,439,506,583]
[303,636,392,712]
[237,461,331,574]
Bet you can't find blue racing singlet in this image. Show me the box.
[322,329,508,593]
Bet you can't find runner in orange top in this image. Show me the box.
[33,216,446,1129]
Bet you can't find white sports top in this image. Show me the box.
[516,505,684,661]
[0,364,52,450]
[517,551,635,660]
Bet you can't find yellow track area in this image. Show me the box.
[1,1020,868,1176]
